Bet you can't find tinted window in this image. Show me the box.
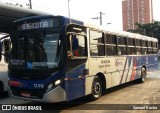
[142,40,147,47]
[106,34,116,44]
[153,48,157,54]
[90,30,104,56]
[136,39,141,46]
[148,48,153,54]
[118,46,127,55]
[128,47,135,55]
[152,42,157,48]
[106,45,117,56]
[128,38,135,46]
[118,37,126,45]
[136,47,142,55]
[142,48,147,54]
[148,41,152,47]
[90,44,105,56]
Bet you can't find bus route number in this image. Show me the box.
[33,84,44,89]
[22,21,48,30]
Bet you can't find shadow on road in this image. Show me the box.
[102,80,139,96]
[0,91,8,99]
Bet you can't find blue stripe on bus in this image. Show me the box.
[132,55,158,80]
[120,57,128,84]
[123,55,158,83]
[125,56,132,82]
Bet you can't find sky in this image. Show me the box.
[1,0,160,31]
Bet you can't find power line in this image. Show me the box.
[2,0,30,8]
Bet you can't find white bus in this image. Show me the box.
[0,34,11,93]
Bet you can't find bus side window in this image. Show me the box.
[67,34,87,58]
[3,39,11,63]
[72,35,79,56]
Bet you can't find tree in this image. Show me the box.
[128,22,160,48]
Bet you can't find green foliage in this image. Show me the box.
[128,22,160,44]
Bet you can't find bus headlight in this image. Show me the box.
[54,79,61,86]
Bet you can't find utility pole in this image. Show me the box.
[100,12,105,26]
[92,12,105,26]
[29,0,32,9]
[68,0,71,23]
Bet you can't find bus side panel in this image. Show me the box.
[135,56,143,79]
[113,56,126,86]
[137,55,148,78]
[85,76,94,95]
[118,56,129,84]
[65,64,85,101]
[129,56,143,81]
[147,55,158,72]
[120,57,130,84]
[104,73,112,89]
[126,56,136,82]
[85,57,106,95]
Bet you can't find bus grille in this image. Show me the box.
[10,87,45,99]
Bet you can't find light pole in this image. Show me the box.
[100,12,105,26]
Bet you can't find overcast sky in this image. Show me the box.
[1,0,160,31]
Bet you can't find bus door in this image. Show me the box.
[65,32,88,101]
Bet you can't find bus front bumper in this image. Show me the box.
[8,86,66,102]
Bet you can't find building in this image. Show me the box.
[122,0,153,31]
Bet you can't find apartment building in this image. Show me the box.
[122,0,153,31]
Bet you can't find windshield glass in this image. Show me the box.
[11,31,61,69]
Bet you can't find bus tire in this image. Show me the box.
[139,67,147,83]
[0,81,4,92]
[89,76,102,100]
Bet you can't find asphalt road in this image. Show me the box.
[1,69,160,113]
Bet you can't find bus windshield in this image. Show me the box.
[11,31,61,69]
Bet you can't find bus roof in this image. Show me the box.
[82,22,158,42]
[0,3,50,33]
[12,15,158,42]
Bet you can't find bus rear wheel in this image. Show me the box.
[139,67,147,83]
[90,76,102,100]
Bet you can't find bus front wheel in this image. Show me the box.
[90,76,102,100]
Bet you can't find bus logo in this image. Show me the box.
[27,62,32,69]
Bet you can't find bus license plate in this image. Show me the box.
[21,92,30,97]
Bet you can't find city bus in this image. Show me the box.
[5,15,158,102]
[0,34,11,93]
